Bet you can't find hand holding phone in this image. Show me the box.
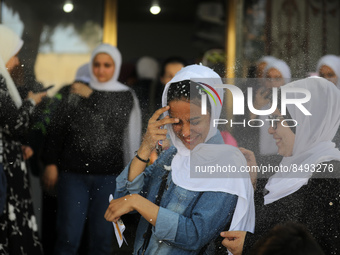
[40,85,55,92]
[156,126,163,153]
[27,90,48,105]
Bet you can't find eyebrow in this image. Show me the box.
[189,116,201,121]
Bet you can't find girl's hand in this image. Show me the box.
[220,231,246,255]
[70,82,93,98]
[42,164,59,192]
[141,106,179,153]
[104,194,137,223]
[27,91,47,105]
[239,147,257,189]
[239,147,257,168]
[21,145,34,160]
[128,106,178,182]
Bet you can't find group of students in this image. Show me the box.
[103,59,340,254]
[0,22,339,255]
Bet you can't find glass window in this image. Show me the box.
[1,0,103,94]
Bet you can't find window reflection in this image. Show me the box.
[1,0,103,94]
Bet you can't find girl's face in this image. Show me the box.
[268,109,295,157]
[160,63,184,86]
[169,100,211,150]
[6,54,20,73]
[265,68,285,88]
[319,65,338,85]
[92,53,115,82]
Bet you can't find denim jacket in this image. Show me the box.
[115,134,238,255]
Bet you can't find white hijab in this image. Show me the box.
[316,54,340,89]
[75,63,91,84]
[263,58,291,82]
[162,65,255,233]
[0,25,23,108]
[89,44,142,164]
[264,77,340,204]
[256,56,277,77]
[136,56,159,80]
[256,56,277,65]
[260,59,291,155]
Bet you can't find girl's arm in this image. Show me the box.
[128,106,178,181]
[105,194,159,226]
[0,79,46,136]
[105,191,238,251]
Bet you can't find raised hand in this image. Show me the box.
[140,106,179,155]
[239,147,257,189]
[70,82,93,98]
[128,106,178,181]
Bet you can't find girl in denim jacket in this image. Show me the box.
[105,65,255,254]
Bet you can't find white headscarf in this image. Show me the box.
[75,63,91,84]
[256,56,277,69]
[89,44,142,164]
[255,56,277,79]
[256,56,277,65]
[161,65,255,233]
[260,59,291,155]
[136,56,159,80]
[264,58,291,82]
[264,77,340,205]
[316,54,340,89]
[0,25,23,108]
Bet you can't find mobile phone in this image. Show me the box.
[40,85,55,92]
[156,125,164,154]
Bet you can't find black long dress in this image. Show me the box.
[0,75,43,254]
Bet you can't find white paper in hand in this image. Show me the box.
[109,194,128,247]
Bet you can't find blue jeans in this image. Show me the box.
[54,172,116,255]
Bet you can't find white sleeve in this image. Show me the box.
[123,90,142,165]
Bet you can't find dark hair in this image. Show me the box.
[160,57,188,77]
[166,80,211,113]
[250,222,325,255]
